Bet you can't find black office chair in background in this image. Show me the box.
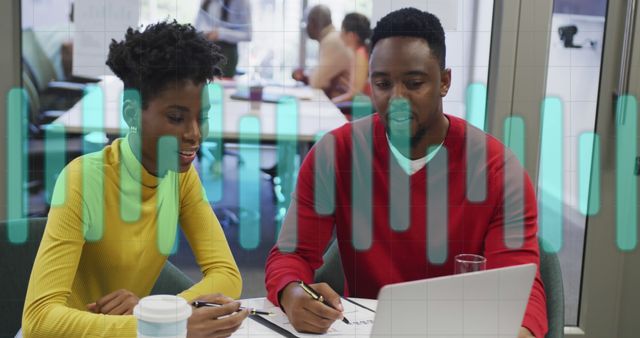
[21,29,88,112]
[21,28,100,133]
[20,29,94,212]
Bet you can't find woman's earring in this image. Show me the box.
[130,126,138,134]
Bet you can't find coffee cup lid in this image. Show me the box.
[133,295,192,323]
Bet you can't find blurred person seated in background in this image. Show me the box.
[292,5,353,99]
[195,0,252,78]
[332,12,372,104]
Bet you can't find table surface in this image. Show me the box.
[13,298,377,338]
[52,76,348,143]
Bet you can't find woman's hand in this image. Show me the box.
[86,289,139,315]
[187,293,249,338]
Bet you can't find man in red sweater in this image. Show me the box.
[265,7,547,338]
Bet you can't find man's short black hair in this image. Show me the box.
[370,7,446,69]
[106,20,223,108]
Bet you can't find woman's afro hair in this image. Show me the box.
[106,20,223,107]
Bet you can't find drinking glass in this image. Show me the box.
[454,254,487,274]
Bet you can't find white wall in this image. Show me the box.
[72,0,140,77]
[22,0,202,78]
[22,0,73,79]
[21,0,71,29]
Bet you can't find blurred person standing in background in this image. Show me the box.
[195,0,252,78]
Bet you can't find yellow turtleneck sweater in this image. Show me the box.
[22,137,241,337]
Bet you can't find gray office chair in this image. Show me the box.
[150,260,195,295]
[21,28,95,128]
[21,29,97,91]
[0,218,194,337]
[314,239,345,295]
[314,238,565,338]
[538,239,565,338]
[21,29,62,93]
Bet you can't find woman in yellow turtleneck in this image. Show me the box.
[22,21,248,337]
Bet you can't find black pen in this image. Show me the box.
[192,300,275,316]
[298,280,350,324]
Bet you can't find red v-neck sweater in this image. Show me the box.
[266,114,548,337]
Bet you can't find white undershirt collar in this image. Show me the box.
[386,134,443,175]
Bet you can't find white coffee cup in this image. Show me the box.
[133,295,192,338]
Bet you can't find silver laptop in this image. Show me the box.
[371,263,537,337]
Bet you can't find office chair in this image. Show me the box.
[0,218,195,337]
[21,71,84,204]
[22,70,68,134]
[21,29,97,90]
[315,238,565,338]
[538,238,565,338]
[21,28,95,124]
[150,259,195,296]
[314,238,345,295]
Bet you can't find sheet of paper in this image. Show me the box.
[236,298,375,337]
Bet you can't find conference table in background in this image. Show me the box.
[49,76,348,223]
[52,76,348,147]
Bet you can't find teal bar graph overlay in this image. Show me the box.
[387,98,411,232]
[239,117,261,250]
[579,133,600,216]
[120,89,142,223]
[427,146,448,265]
[616,95,637,251]
[314,132,336,215]
[466,125,487,203]
[503,116,526,249]
[466,83,488,131]
[352,95,373,250]
[538,97,564,253]
[352,94,373,120]
[503,116,526,250]
[504,116,526,165]
[504,152,525,249]
[118,90,130,138]
[202,83,224,203]
[276,97,299,233]
[156,136,180,255]
[82,85,105,242]
[45,123,67,206]
[6,88,29,243]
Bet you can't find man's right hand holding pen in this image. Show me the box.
[278,281,347,333]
